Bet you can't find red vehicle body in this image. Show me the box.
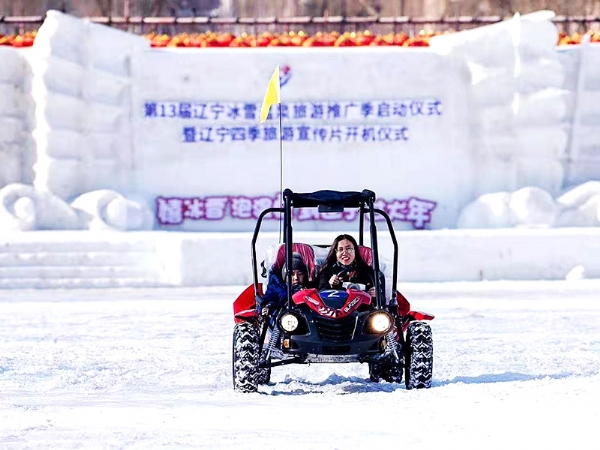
[232,189,434,392]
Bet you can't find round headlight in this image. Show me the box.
[370,312,392,333]
[280,313,299,332]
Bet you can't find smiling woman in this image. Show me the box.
[317,234,375,296]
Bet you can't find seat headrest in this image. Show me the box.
[273,243,317,281]
[358,245,373,266]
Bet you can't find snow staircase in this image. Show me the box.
[0,232,168,288]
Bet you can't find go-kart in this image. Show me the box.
[232,189,434,392]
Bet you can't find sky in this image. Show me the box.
[1,281,598,449]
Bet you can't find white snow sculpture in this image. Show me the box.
[0,47,32,188]
[0,183,81,231]
[30,10,149,200]
[508,186,556,227]
[555,181,600,227]
[431,11,568,196]
[457,186,557,229]
[70,190,154,231]
[456,192,513,229]
[457,182,600,229]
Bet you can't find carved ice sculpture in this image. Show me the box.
[70,189,154,231]
[457,183,600,228]
[0,184,154,231]
[0,183,80,231]
[555,181,600,227]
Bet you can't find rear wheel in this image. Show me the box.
[232,322,259,392]
[369,362,403,383]
[404,321,433,390]
[382,364,403,383]
[368,362,381,382]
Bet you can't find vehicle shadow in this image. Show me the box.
[262,371,576,395]
[433,371,573,387]
[263,373,406,396]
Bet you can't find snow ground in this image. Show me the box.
[1,281,599,449]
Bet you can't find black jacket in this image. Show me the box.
[317,261,374,291]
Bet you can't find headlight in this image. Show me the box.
[280,313,299,332]
[369,312,392,333]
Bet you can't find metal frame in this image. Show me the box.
[2,13,599,34]
[250,189,400,312]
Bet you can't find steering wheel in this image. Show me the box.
[342,281,367,291]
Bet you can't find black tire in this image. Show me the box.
[232,322,259,393]
[369,362,403,383]
[368,362,381,382]
[256,354,271,385]
[382,364,403,383]
[404,321,433,390]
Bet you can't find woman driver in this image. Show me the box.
[317,234,376,297]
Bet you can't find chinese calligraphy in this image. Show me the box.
[181,125,409,143]
[144,99,443,123]
[156,194,437,229]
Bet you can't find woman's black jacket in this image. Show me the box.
[317,261,374,291]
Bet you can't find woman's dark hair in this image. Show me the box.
[321,234,368,272]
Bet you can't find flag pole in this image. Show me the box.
[279,102,284,243]
[258,65,283,242]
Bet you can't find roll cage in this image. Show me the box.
[251,189,399,311]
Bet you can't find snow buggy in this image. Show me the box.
[232,189,434,392]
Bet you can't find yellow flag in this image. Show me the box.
[259,66,281,123]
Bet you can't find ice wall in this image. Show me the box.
[430,10,569,198]
[133,46,472,231]
[1,10,599,231]
[0,47,33,187]
[29,10,149,200]
[557,39,600,187]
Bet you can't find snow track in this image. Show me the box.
[1,282,599,448]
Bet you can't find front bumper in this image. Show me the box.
[282,310,385,356]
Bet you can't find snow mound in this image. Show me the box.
[457,187,556,229]
[456,192,513,229]
[70,190,154,231]
[555,181,600,227]
[458,183,600,228]
[0,184,154,231]
[0,183,80,231]
[509,187,556,227]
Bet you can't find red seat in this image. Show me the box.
[273,243,317,282]
[358,245,373,266]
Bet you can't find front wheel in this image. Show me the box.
[404,321,433,390]
[232,322,259,393]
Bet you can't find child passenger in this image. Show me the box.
[262,252,310,307]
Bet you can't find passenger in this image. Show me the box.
[317,234,376,297]
[262,252,310,307]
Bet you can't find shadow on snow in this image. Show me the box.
[263,373,406,396]
[260,371,576,395]
[433,372,573,387]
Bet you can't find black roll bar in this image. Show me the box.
[366,196,381,309]
[358,200,365,246]
[252,190,400,309]
[251,206,283,297]
[373,208,399,304]
[359,206,400,305]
